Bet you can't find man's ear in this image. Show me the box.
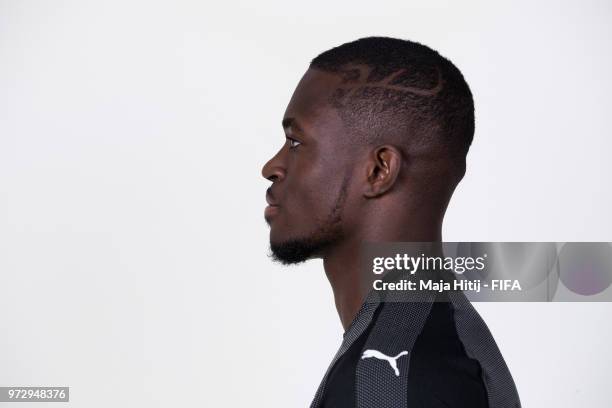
[363,145,402,198]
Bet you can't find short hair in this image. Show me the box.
[310,37,474,163]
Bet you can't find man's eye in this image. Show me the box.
[288,138,302,149]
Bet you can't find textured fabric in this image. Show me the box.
[319,313,375,408]
[355,297,435,407]
[319,296,488,408]
[310,293,380,408]
[405,297,489,407]
[310,284,521,408]
[448,290,521,408]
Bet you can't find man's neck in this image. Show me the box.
[323,224,442,331]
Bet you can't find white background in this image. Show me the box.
[1,0,611,406]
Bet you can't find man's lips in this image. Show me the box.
[264,204,280,220]
[265,188,280,220]
[265,188,278,206]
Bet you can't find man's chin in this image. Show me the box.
[269,237,326,265]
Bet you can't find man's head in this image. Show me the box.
[262,37,474,264]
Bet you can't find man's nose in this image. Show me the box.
[261,148,286,182]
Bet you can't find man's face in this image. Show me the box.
[261,69,354,263]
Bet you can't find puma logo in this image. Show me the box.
[361,349,409,376]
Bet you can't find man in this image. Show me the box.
[262,37,520,408]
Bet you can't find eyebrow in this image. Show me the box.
[282,117,304,133]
